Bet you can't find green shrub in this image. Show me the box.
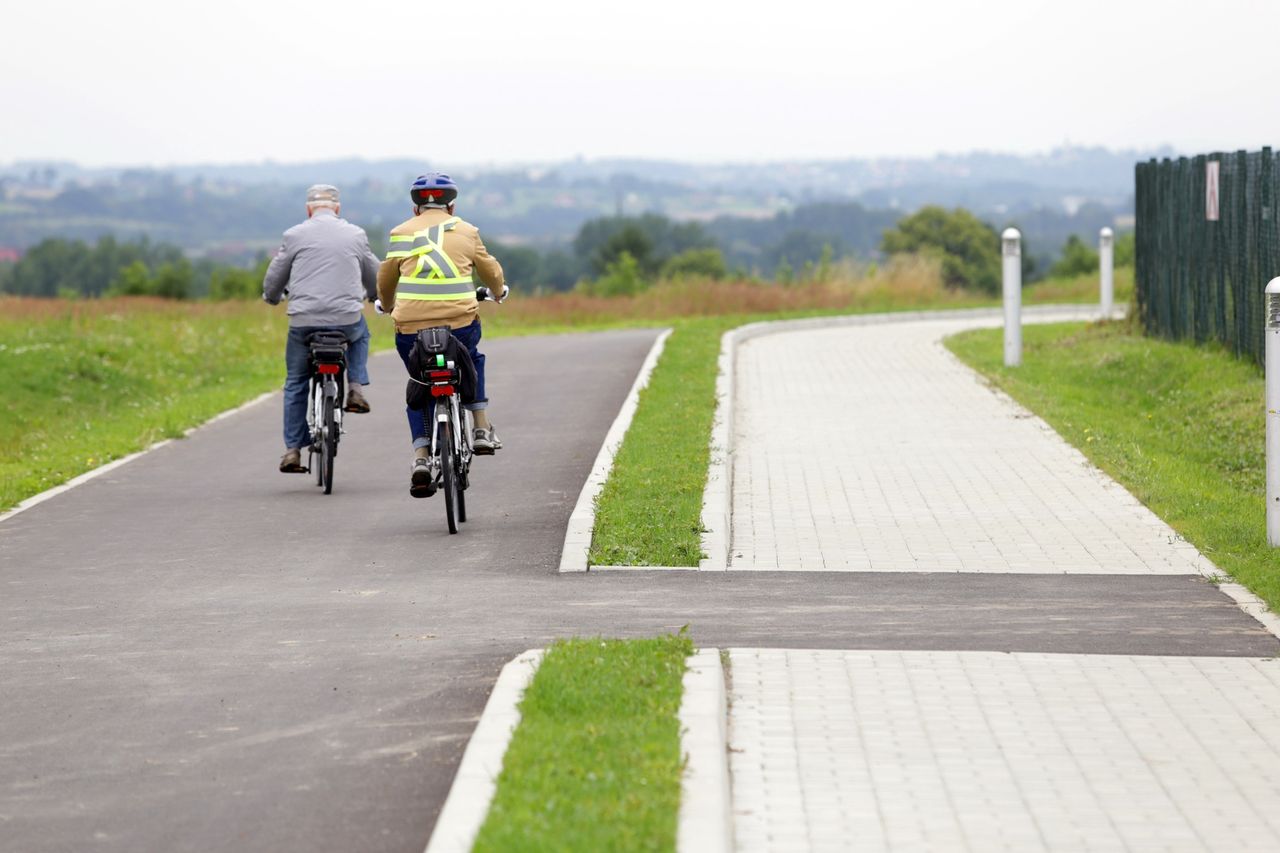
[582,251,648,297]
[209,265,262,300]
[1049,234,1099,278]
[661,247,727,280]
[1115,231,1135,267]
[881,206,1000,294]
[107,259,192,299]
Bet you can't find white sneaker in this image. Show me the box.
[473,428,496,455]
[410,456,435,498]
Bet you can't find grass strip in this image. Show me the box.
[473,632,694,853]
[589,316,741,565]
[0,298,401,512]
[946,320,1280,611]
[2,299,292,510]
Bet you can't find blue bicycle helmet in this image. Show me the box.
[410,172,458,207]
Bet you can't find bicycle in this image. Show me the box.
[305,330,348,495]
[418,347,473,534]
[402,285,506,533]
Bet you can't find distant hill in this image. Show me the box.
[0,147,1164,263]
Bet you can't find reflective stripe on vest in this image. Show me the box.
[386,218,475,301]
[386,218,459,259]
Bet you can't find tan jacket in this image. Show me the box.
[377,208,505,333]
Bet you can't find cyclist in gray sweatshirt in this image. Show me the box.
[263,184,379,473]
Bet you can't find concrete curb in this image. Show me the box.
[589,565,699,572]
[423,649,543,853]
[0,389,277,526]
[558,328,672,573]
[677,648,733,853]
[1218,582,1280,641]
[698,304,1115,571]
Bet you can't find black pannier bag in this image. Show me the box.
[307,331,348,365]
[406,326,477,409]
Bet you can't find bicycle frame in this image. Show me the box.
[306,369,344,449]
[428,392,473,471]
[419,361,474,532]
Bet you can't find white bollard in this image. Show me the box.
[1099,226,1114,317]
[1267,277,1280,546]
[1002,227,1022,367]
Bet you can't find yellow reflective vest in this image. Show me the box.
[377,208,505,334]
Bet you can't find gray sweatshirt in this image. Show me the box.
[262,209,380,327]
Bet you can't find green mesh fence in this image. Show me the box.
[1135,147,1280,365]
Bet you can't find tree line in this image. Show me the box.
[500,205,1133,296]
[0,206,1133,300]
[0,235,266,300]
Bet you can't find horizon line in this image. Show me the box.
[0,143,1187,174]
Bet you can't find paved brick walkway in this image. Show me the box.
[728,648,1280,853]
[720,313,1280,851]
[731,316,1209,573]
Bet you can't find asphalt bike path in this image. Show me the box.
[2,323,1276,853]
[1,329,662,853]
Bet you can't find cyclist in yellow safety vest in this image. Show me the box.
[376,172,508,498]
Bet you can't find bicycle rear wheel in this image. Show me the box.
[322,395,336,494]
[439,420,458,534]
[457,465,467,523]
[310,382,323,486]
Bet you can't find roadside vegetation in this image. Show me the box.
[946,321,1280,611]
[0,298,394,511]
[473,632,692,853]
[0,252,1129,517]
[586,263,1131,566]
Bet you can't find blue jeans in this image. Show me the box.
[283,316,371,449]
[395,320,486,449]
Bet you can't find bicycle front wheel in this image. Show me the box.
[439,420,458,534]
[456,469,467,523]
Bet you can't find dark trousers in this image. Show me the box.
[283,316,370,449]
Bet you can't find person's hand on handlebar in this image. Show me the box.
[476,284,509,304]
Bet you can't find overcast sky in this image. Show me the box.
[3,0,1276,167]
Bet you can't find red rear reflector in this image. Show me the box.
[429,370,453,379]
[430,386,454,397]
[317,364,340,374]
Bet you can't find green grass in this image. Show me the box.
[0,298,398,512]
[589,316,741,565]
[473,632,693,853]
[946,321,1280,611]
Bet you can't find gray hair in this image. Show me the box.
[306,184,340,208]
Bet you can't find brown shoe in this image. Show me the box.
[344,386,370,414]
[279,448,307,473]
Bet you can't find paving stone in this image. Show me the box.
[728,649,1280,852]
[730,319,1210,574]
